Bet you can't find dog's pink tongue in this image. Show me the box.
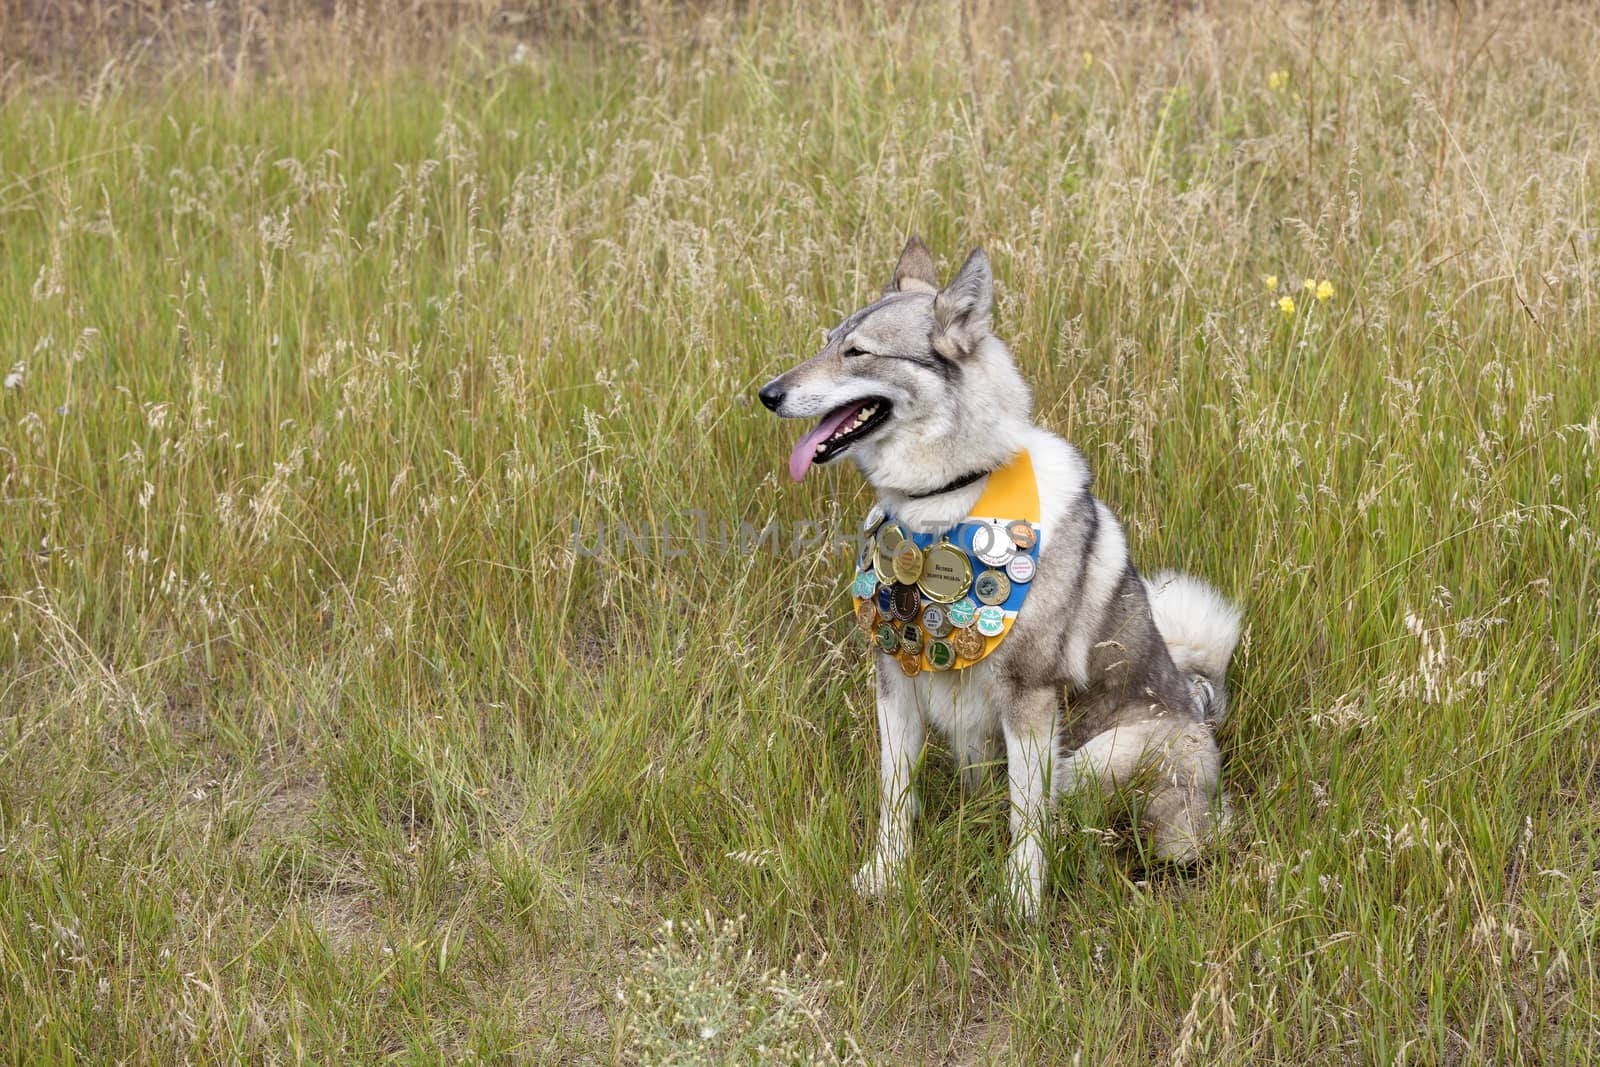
[788,402,865,482]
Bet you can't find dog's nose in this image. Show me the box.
[758,381,786,412]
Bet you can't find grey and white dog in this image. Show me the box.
[760,237,1242,917]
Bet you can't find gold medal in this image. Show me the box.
[874,522,906,577]
[918,539,973,604]
[927,638,956,671]
[951,625,986,660]
[897,651,923,677]
[898,623,924,656]
[892,540,925,585]
[876,623,899,655]
[855,598,878,635]
[974,569,1012,606]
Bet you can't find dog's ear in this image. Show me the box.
[885,235,939,295]
[932,247,992,358]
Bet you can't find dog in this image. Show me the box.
[759,237,1242,917]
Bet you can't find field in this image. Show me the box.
[2,1,1598,1062]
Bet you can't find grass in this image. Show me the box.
[1,1,1598,1062]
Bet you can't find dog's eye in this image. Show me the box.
[842,345,868,358]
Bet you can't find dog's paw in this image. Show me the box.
[1003,855,1043,921]
[852,854,902,899]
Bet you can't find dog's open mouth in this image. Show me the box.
[788,397,892,481]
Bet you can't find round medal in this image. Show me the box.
[876,623,899,654]
[948,597,978,628]
[927,638,956,671]
[874,522,906,578]
[857,537,876,574]
[876,584,893,616]
[975,605,1006,637]
[918,539,974,603]
[974,569,1012,606]
[972,521,1016,568]
[855,598,878,635]
[920,604,951,638]
[951,625,986,660]
[892,540,925,585]
[1006,520,1037,551]
[1005,553,1035,584]
[861,503,886,537]
[897,651,923,677]
[899,623,924,655]
[890,582,921,622]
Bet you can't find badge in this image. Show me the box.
[1006,520,1037,551]
[972,521,1016,567]
[876,584,893,616]
[897,651,922,677]
[874,522,906,578]
[975,605,1005,637]
[918,539,973,603]
[861,503,886,537]
[852,570,879,599]
[857,537,876,574]
[855,598,878,635]
[951,625,986,659]
[892,540,925,585]
[974,569,1011,606]
[927,638,956,671]
[876,623,899,655]
[890,582,921,622]
[947,597,977,628]
[1005,554,1035,584]
[899,623,924,655]
[920,604,951,638]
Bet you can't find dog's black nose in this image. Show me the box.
[758,381,786,412]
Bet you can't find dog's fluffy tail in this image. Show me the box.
[1143,570,1242,724]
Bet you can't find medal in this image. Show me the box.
[855,598,878,635]
[972,521,1016,567]
[951,625,986,659]
[876,623,900,655]
[927,639,956,671]
[947,597,977,628]
[899,623,924,655]
[876,584,893,616]
[974,569,1011,606]
[976,605,1006,637]
[918,538,973,603]
[1006,519,1037,551]
[920,604,951,638]
[874,522,906,577]
[861,503,886,538]
[892,540,925,585]
[1005,553,1035,584]
[857,537,876,574]
[852,570,879,599]
[897,651,923,677]
[890,582,921,622]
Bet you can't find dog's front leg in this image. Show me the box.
[1001,686,1058,919]
[853,658,924,898]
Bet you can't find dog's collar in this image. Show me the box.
[904,466,996,500]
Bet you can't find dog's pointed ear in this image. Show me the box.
[932,247,992,358]
[885,235,939,295]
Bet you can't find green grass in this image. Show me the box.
[2,1,1598,1062]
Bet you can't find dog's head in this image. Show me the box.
[760,237,1031,493]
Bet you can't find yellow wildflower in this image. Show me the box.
[1268,69,1289,91]
[1316,280,1334,302]
[1264,274,1278,291]
[1278,295,1295,315]
[1303,278,1316,292]
[1083,51,1094,71]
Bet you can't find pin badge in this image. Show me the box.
[897,651,923,677]
[975,605,1006,637]
[927,639,956,671]
[972,521,1016,568]
[892,540,926,585]
[947,597,978,628]
[1005,553,1035,584]
[876,623,900,655]
[951,625,986,659]
[920,603,951,638]
[852,570,879,599]
[876,584,893,616]
[890,582,922,622]
[974,569,1011,606]
[918,539,974,604]
[1006,520,1037,551]
[899,623,924,655]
